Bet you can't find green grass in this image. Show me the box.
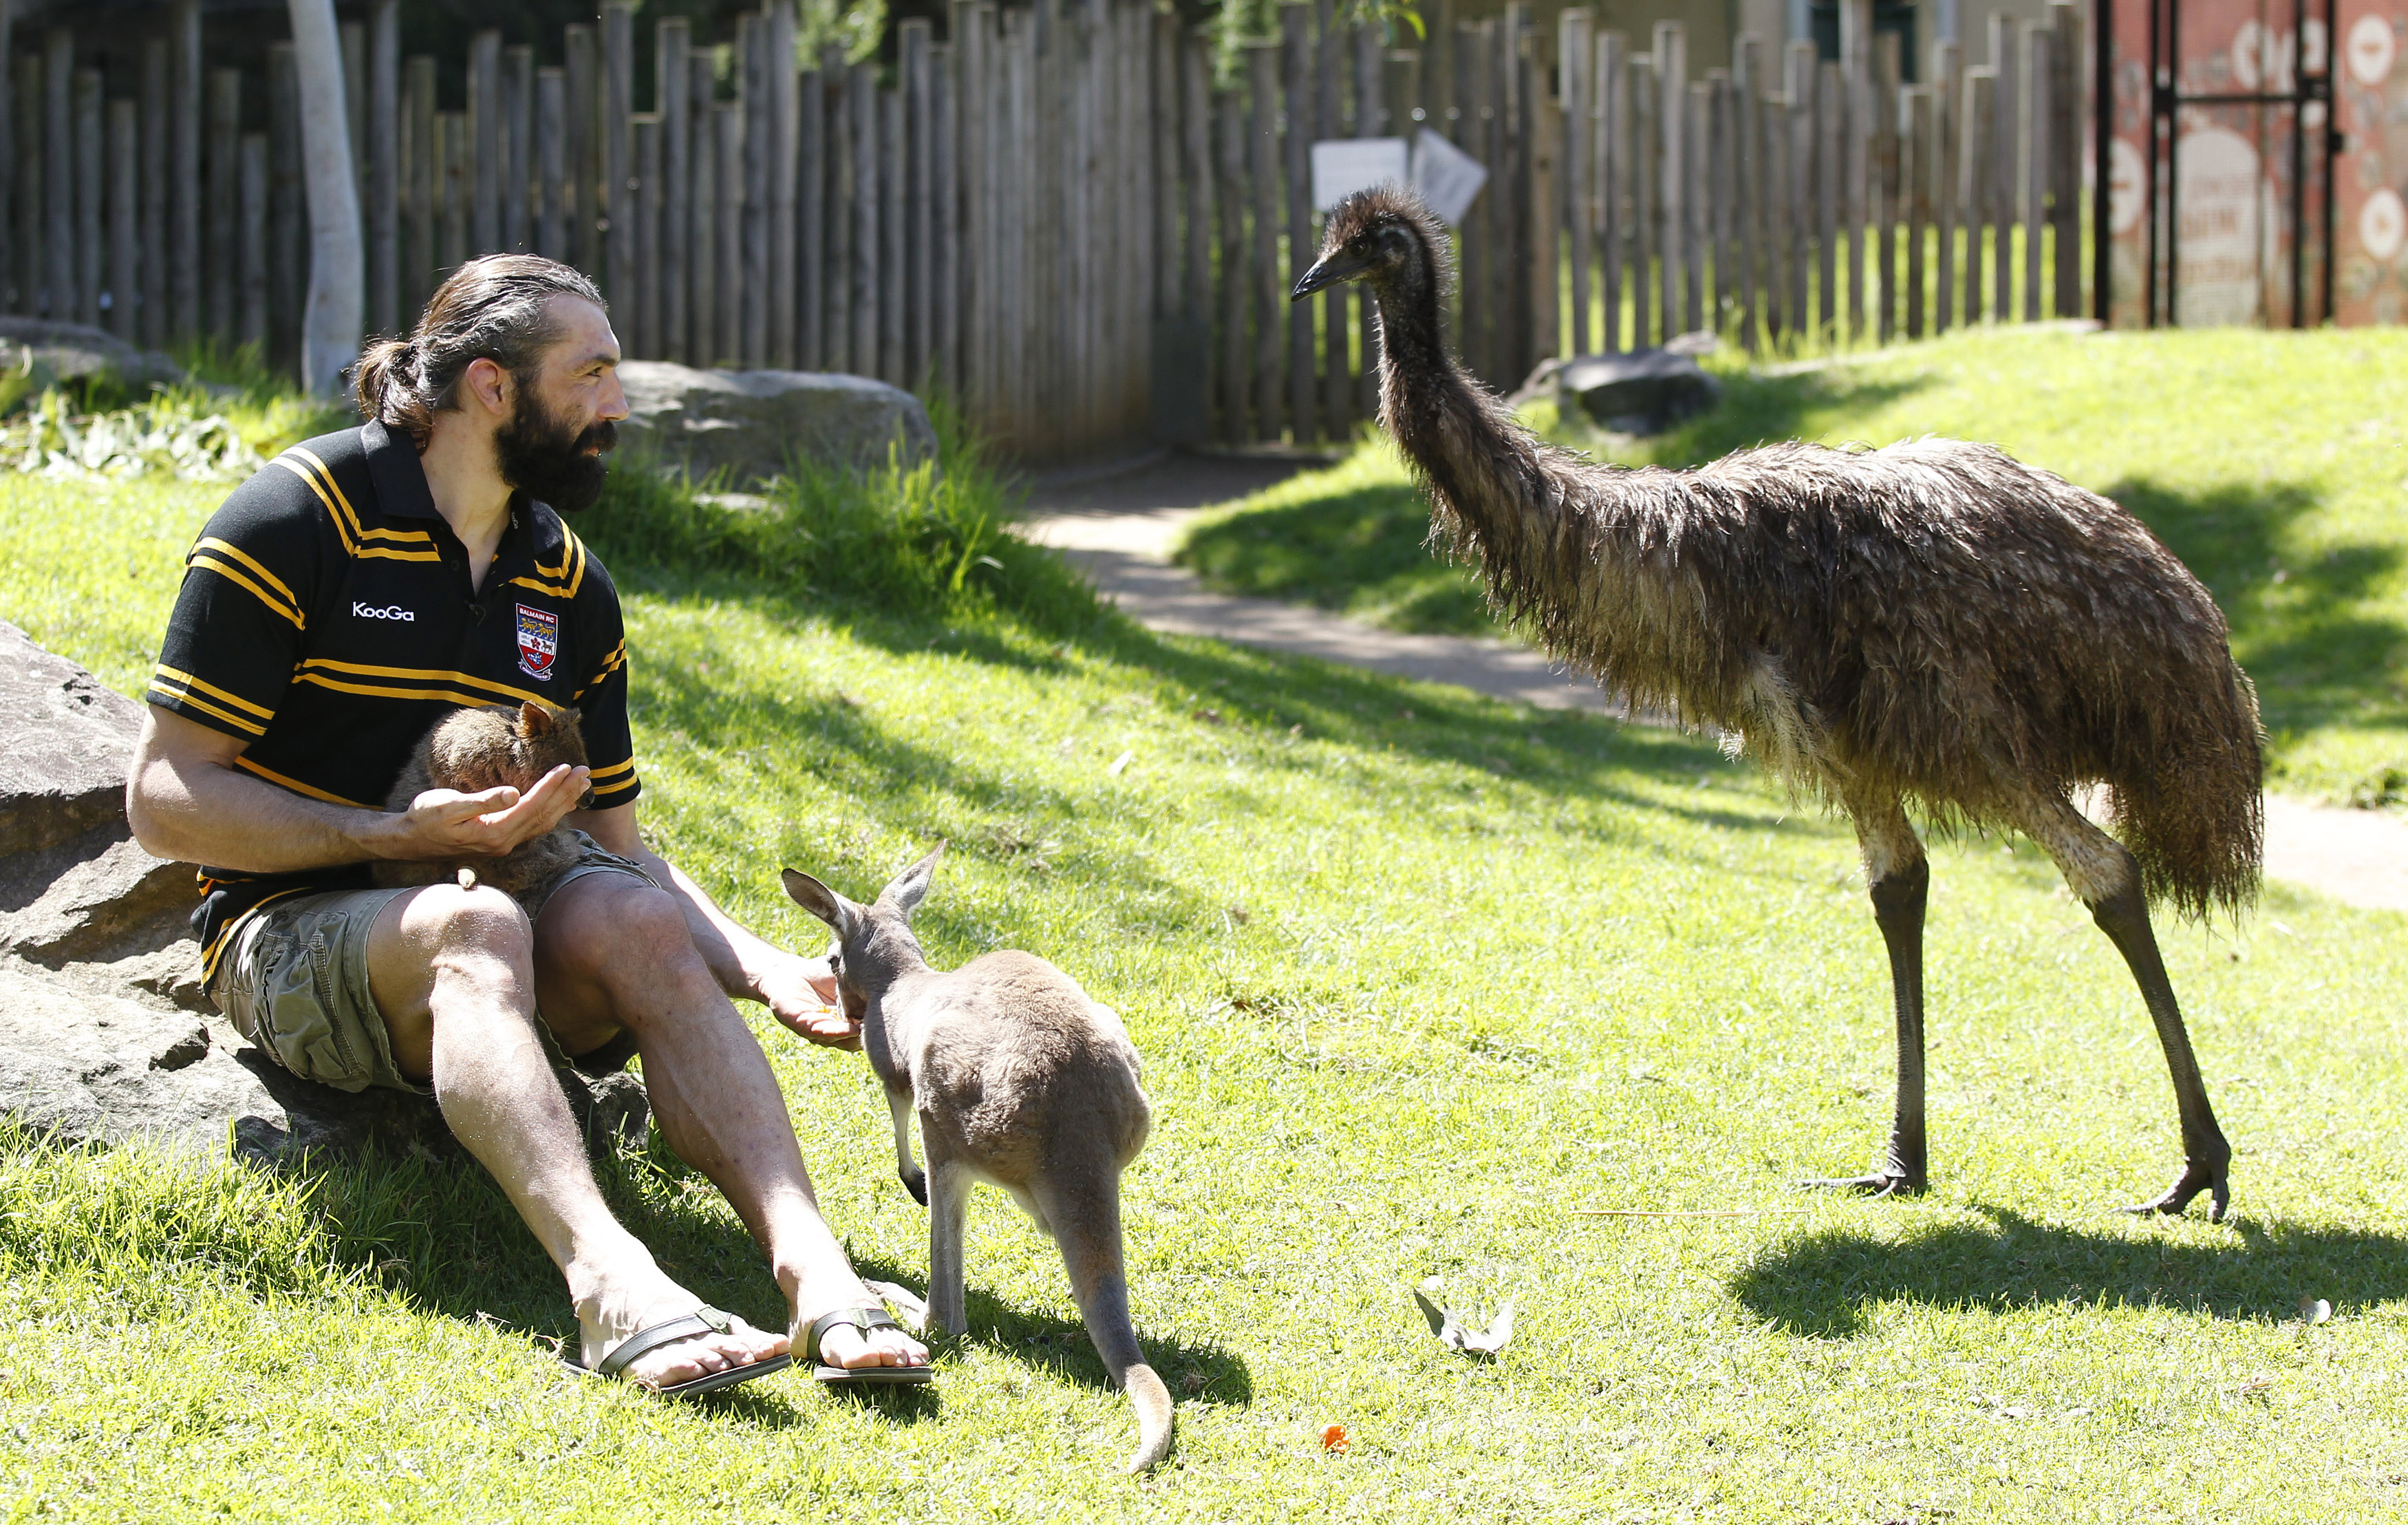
[1174,325,2408,807]
[7,403,2408,1519]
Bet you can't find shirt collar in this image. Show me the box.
[362,416,564,558]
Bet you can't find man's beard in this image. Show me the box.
[493,385,615,515]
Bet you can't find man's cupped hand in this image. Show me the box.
[398,762,592,860]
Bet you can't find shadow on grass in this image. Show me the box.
[1606,368,1939,467]
[1173,476,1494,637]
[1730,1204,2408,1338]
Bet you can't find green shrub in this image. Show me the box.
[585,400,1108,634]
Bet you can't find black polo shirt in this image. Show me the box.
[149,417,641,984]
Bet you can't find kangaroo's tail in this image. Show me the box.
[1034,1171,1174,1473]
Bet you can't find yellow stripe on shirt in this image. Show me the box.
[286,445,435,546]
[188,552,305,629]
[147,676,269,736]
[232,755,368,807]
[154,665,275,718]
[295,658,548,708]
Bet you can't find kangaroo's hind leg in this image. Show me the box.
[2017,790,2231,1222]
[923,1155,974,1336]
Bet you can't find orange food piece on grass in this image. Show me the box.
[1319,1423,1350,1452]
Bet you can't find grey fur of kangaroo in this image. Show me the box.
[370,700,590,897]
[781,847,1173,1474]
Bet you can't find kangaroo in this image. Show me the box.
[780,846,1174,1473]
[371,700,590,896]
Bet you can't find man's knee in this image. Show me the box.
[409,882,537,969]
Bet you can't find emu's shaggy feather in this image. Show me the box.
[1322,189,2263,921]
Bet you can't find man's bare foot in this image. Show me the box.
[572,1255,789,1389]
[793,1278,933,1372]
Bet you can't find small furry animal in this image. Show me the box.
[781,847,1174,1473]
[370,700,590,896]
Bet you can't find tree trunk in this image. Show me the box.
[288,0,361,394]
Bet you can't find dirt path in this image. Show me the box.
[1020,451,2408,915]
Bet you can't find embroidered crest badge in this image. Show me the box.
[515,604,559,681]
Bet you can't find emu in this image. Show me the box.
[1294,187,2263,1219]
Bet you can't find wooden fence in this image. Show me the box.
[1,0,2090,462]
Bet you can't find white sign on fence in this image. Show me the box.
[1311,138,1411,211]
[1410,128,1487,226]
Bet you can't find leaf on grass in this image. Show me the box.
[1107,749,1135,776]
[1413,1277,1514,1357]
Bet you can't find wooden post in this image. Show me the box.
[848,61,876,378]
[1904,83,1931,337]
[1873,31,1900,342]
[737,14,766,370]
[535,65,565,268]
[657,19,689,365]
[2019,22,2048,322]
[1598,31,1624,352]
[718,96,744,368]
[1246,40,1282,441]
[1320,0,1351,438]
[1962,65,1994,325]
[1734,35,1762,353]
[1816,60,1840,343]
[74,66,100,329]
[1216,87,1247,442]
[270,45,305,365]
[1560,8,1593,357]
[1986,12,2014,321]
[241,132,268,349]
[798,53,824,372]
[342,19,366,214]
[367,1,398,334]
[14,53,36,322]
[688,56,716,368]
[1787,41,1814,343]
[1628,52,1655,348]
[633,115,659,359]
[821,46,848,373]
[1279,1,1315,445]
[2049,0,2081,319]
[563,24,596,277]
[0,15,14,315]
[1353,21,1384,410]
[1933,39,1959,330]
[904,20,934,384]
[1706,72,1730,341]
[470,30,502,256]
[438,111,466,277]
[768,3,798,371]
[1184,32,1215,392]
[932,39,956,397]
[1654,22,1685,348]
[406,57,436,311]
[602,3,634,309]
[208,67,239,340]
[1530,46,1562,365]
[880,86,903,387]
[140,38,168,346]
[503,46,533,254]
[1686,77,1709,337]
[171,1,201,340]
[44,32,71,323]
[1840,0,1869,342]
[107,98,135,342]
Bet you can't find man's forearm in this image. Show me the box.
[129,743,402,873]
[628,843,797,1001]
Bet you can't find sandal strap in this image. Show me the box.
[805,1306,901,1365]
[596,1306,735,1380]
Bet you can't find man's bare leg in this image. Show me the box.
[369,882,787,1388]
[532,873,927,1372]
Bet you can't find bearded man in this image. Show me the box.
[127,255,930,1394]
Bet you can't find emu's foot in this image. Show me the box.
[2119,1158,2230,1223]
[1796,1167,1926,1199]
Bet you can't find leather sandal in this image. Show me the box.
[802,1305,934,1385]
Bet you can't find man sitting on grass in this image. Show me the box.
[127,255,931,1394]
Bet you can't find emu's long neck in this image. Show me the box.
[1366,248,1560,597]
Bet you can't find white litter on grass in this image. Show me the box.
[1106,749,1135,776]
[1413,1277,1514,1357]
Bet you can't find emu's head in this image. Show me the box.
[1291,186,1450,303]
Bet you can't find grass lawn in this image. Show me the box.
[1172,326,2408,808]
[5,395,2408,1522]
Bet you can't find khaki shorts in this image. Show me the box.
[208,831,658,1096]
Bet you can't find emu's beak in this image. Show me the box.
[1291,248,1370,301]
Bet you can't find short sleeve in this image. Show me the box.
[570,559,640,809]
[150,476,319,742]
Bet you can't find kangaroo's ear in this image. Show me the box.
[782,869,862,940]
[881,844,945,919]
[519,700,554,736]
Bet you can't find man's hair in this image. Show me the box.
[353,255,605,451]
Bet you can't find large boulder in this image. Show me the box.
[0,317,184,398]
[0,619,646,1161]
[1554,345,1721,436]
[615,361,938,488]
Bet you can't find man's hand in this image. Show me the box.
[384,762,592,862]
[754,952,861,1052]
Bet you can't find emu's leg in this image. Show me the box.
[2019,793,2231,1222]
[1802,794,1931,1197]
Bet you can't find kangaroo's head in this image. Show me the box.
[780,844,945,1021]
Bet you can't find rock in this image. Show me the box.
[1554,347,1723,435]
[614,361,938,487]
[0,317,184,398]
[0,625,649,1162]
[0,619,150,859]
